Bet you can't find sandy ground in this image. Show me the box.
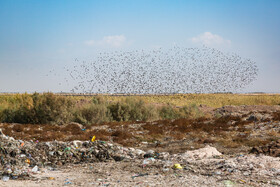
[2,156,280,187]
[0,162,238,187]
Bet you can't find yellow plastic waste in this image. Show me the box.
[173,164,183,169]
[25,159,30,164]
[48,177,55,180]
[239,179,246,183]
[91,136,96,142]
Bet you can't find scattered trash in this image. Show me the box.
[0,129,145,180]
[239,179,246,183]
[91,136,96,142]
[223,180,235,187]
[142,158,155,166]
[271,180,280,186]
[215,171,221,175]
[73,140,83,148]
[132,173,149,179]
[2,176,9,182]
[25,159,30,165]
[31,165,39,173]
[162,168,170,172]
[64,181,73,185]
[173,164,183,170]
[64,147,71,152]
[144,150,160,159]
[1,122,280,186]
[251,139,280,157]
[64,178,73,185]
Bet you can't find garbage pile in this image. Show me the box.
[0,129,145,180]
[250,140,280,157]
[2,126,280,184]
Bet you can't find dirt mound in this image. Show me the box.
[180,145,222,160]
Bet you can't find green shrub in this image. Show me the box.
[159,105,180,119]
[0,93,74,124]
[92,96,106,105]
[0,93,206,124]
[179,104,203,118]
[74,103,111,125]
[32,93,75,124]
[108,102,130,121]
[108,98,158,122]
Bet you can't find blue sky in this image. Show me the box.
[0,0,279,93]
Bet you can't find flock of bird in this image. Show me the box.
[63,46,258,94]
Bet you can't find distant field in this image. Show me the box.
[1,93,280,108]
[98,93,280,108]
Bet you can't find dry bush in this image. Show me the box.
[220,139,240,148]
[41,131,66,141]
[74,103,111,125]
[2,126,13,136]
[142,121,166,135]
[43,125,60,132]
[61,123,83,135]
[272,111,280,121]
[169,131,185,140]
[12,125,24,132]
[202,138,216,144]
[92,129,112,141]
[244,138,271,147]
[112,129,132,140]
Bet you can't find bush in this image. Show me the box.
[0,93,75,124]
[159,105,180,119]
[108,98,158,122]
[74,103,111,125]
[179,104,203,118]
[108,102,130,121]
[0,93,205,124]
[92,96,105,105]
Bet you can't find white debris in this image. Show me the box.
[181,145,222,160]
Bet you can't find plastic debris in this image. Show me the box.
[132,173,149,179]
[64,147,71,152]
[91,136,96,142]
[0,129,146,180]
[73,140,83,149]
[64,181,73,185]
[31,165,39,173]
[173,164,183,170]
[25,159,30,165]
[2,175,9,182]
[223,180,235,187]
[142,158,155,165]
[64,178,73,185]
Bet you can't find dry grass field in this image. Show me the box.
[97,93,280,107]
[2,93,280,107]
